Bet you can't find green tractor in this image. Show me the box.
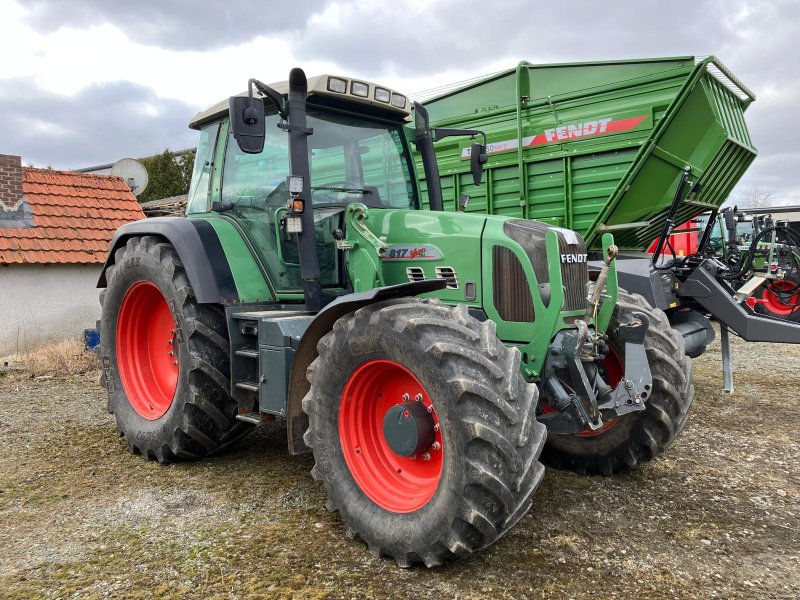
[98,68,691,566]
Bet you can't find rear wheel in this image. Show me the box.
[303,299,546,567]
[541,290,694,474]
[100,236,252,462]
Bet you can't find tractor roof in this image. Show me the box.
[190,74,411,129]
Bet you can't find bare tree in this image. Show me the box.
[735,184,775,208]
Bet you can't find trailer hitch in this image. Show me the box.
[539,316,652,435]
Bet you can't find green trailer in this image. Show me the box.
[413,56,756,250]
[412,56,800,392]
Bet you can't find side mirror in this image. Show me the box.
[229,96,265,154]
[414,101,431,142]
[470,142,487,186]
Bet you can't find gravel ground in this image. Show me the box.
[1,330,798,599]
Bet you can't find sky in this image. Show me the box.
[0,0,798,204]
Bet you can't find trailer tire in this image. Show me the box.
[303,299,546,567]
[541,290,694,475]
[100,236,252,463]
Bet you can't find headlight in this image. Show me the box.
[374,87,391,103]
[390,93,406,109]
[350,81,369,97]
[327,77,347,93]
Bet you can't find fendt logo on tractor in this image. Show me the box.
[561,253,588,264]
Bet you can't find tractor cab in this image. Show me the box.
[186,72,420,307]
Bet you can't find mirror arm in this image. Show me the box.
[431,127,487,146]
[248,78,287,118]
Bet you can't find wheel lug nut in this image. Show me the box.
[167,339,173,345]
[172,361,178,366]
[401,393,410,402]
[426,405,433,413]
[422,452,431,461]
[415,393,423,402]
[168,351,174,357]
[433,423,440,432]
[170,329,176,335]
[431,441,441,451]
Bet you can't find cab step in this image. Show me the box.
[235,412,263,425]
[235,381,259,392]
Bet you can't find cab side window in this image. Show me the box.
[186,122,220,214]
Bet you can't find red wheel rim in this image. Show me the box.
[117,281,179,420]
[338,360,443,513]
[762,281,800,316]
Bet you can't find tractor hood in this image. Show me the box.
[351,207,592,377]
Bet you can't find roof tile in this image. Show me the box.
[0,168,146,265]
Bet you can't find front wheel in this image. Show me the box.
[540,290,694,475]
[303,299,546,567]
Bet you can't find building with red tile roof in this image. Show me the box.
[1,154,145,354]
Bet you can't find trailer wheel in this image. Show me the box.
[753,278,800,322]
[303,299,546,567]
[541,290,694,475]
[100,236,252,463]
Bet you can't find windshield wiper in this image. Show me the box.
[311,186,372,195]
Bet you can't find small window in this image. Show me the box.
[186,122,220,214]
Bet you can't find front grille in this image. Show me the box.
[492,246,534,322]
[557,233,589,311]
[503,220,588,313]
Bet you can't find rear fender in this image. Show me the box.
[286,280,446,454]
[97,217,239,304]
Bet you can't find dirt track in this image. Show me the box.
[1,330,798,599]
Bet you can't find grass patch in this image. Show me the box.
[5,339,98,377]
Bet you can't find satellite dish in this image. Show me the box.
[111,158,149,196]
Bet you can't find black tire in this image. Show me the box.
[302,299,547,567]
[541,290,694,475]
[100,236,252,463]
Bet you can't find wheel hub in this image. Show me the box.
[383,401,436,457]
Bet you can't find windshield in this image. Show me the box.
[220,108,415,213]
[307,110,415,209]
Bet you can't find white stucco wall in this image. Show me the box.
[0,263,103,355]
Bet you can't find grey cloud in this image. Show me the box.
[23,0,330,51]
[295,0,733,79]
[0,79,200,169]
